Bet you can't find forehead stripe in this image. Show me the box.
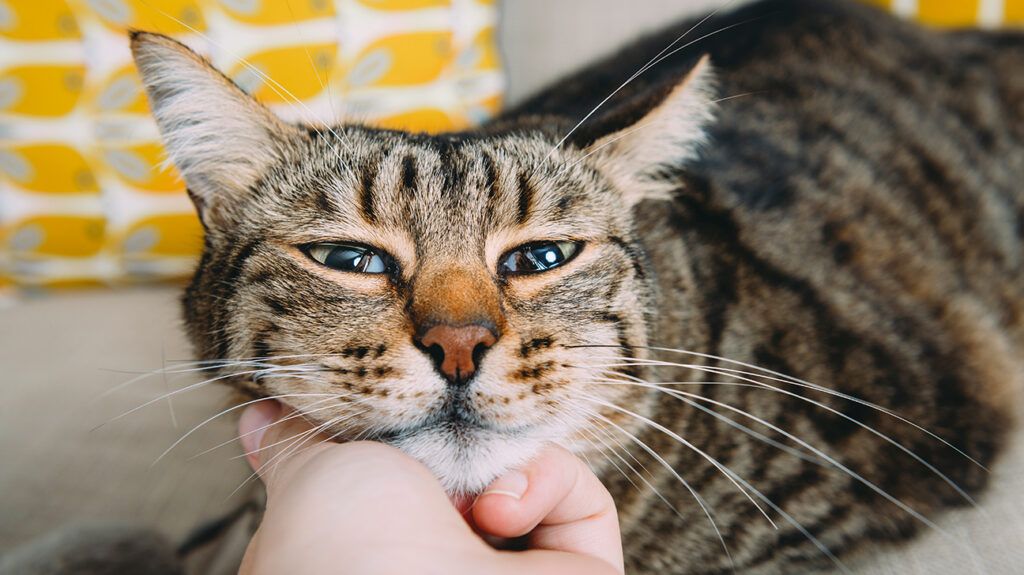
[402,154,418,193]
[436,140,465,193]
[481,152,498,201]
[517,171,534,225]
[358,163,379,224]
[482,152,503,224]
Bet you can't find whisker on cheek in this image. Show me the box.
[569,398,738,570]
[187,397,344,461]
[154,392,349,466]
[575,345,988,471]
[576,354,985,507]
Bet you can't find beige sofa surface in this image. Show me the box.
[0,287,249,551]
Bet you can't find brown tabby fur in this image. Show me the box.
[130,0,1024,572]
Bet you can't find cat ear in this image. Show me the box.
[584,55,716,205]
[130,32,297,215]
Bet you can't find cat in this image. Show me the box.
[125,0,1024,572]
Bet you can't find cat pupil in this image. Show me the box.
[326,248,367,271]
[531,245,562,268]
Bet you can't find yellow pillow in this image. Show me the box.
[0,0,504,288]
[865,0,1024,26]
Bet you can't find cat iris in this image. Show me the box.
[305,243,391,274]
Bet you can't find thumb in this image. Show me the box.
[472,445,624,574]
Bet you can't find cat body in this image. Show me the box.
[129,0,1024,572]
[501,1,1024,571]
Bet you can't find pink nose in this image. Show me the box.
[417,324,497,385]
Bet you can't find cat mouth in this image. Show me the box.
[303,393,549,493]
[370,393,527,444]
[372,407,510,444]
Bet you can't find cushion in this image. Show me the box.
[865,0,1024,27]
[0,0,503,287]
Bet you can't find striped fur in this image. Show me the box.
[132,0,1024,572]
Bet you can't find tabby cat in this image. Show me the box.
[130,0,1024,572]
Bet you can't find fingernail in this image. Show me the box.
[239,400,282,456]
[482,469,529,500]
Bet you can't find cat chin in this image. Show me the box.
[386,425,549,495]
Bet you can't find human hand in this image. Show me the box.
[235,401,624,575]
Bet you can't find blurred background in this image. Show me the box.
[2,0,1023,573]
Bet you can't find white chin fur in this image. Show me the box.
[389,427,547,494]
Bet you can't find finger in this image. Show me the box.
[472,445,623,573]
[238,400,281,467]
[237,401,329,486]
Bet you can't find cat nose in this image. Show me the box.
[417,324,498,385]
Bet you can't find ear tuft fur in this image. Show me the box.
[585,55,717,205]
[130,32,296,210]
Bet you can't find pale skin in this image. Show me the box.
[237,401,625,575]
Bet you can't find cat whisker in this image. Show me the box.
[160,345,179,430]
[251,369,341,385]
[638,15,764,82]
[247,409,374,494]
[576,427,643,493]
[282,0,344,128]
[225,428,323,500]
[578,393,777,529]
[94,364,329,430]
[580,355,984,507]
[572,400,737,571]
[152,393,349,466]
[589,416,659,483]
[541,90,765,188]
[187,397,346,461]
[573,344,988,471]
[95,361,253,400]
[544,0,743,158]
[93,369,268,431]
[226,411,354,500]
[587,373,824,465]
[231,406,370,462]
[168,351,382,365]
[588,354,903,417]
[590,377,961,539]
[576,418,695,527]
[96,355,335,400]
[579,394,853,573]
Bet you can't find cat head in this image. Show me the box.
[131,32,715,493]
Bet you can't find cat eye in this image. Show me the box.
[304,243,393,274]
[499,241,582,275]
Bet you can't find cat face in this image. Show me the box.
[191,129,656,492]
[132,32,714,492]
